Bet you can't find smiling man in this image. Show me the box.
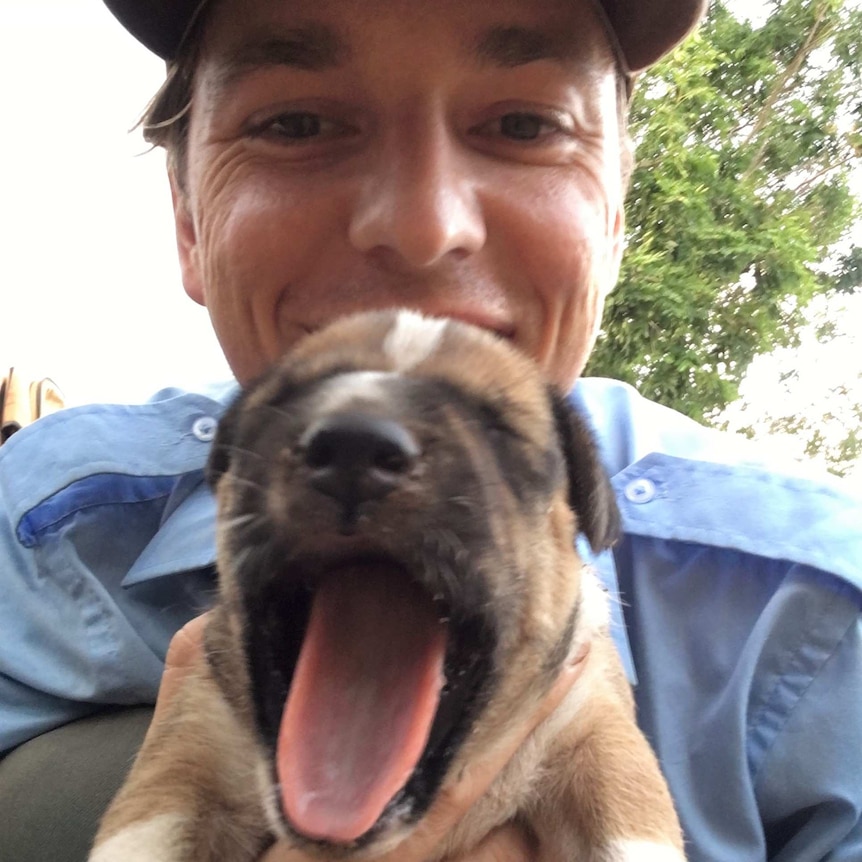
[1,1,861,861]
[165,0,627,390]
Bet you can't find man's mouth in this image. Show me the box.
[243,553,496,848]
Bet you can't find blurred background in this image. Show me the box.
[2,0,230,407]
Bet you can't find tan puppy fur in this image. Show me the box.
[91,311,684,862]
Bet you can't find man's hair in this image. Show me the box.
[141,11,634,192]
[140,51,200,185]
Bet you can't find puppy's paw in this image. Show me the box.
[603,839,686,861]
[89,812,188,862]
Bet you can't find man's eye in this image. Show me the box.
[267,112,324,139]
[249,111,353,144]
[498,113,549,141]
[473,111,570,145]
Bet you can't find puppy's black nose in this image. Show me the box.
[300,412,419,507]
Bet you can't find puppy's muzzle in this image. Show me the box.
[300,411,420,516]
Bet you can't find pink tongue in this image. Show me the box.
[277,567,447,843]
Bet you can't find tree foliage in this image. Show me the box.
[586,0,862,426]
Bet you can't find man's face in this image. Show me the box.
[174,0,625,389]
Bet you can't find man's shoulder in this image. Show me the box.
[0,385,237,751]
[575,377,862,591]
[581,379,862,861]
[0,381,238,551]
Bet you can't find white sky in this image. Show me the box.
[2,1,860,487]
[2,0,230,406]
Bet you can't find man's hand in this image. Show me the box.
[155,615,586,861]
[152,615,210,718]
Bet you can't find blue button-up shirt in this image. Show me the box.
[1,378,860,861]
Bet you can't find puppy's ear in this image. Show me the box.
[550,390,620,553]
[205,394,245,490]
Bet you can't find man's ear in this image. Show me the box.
[170,170,206,307]
[549,390,620,553]
[606,203,625,294]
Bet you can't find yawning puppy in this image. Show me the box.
[90,310,684,862]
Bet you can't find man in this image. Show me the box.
[0,0,860,860]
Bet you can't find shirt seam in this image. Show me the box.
[749,607,858,789]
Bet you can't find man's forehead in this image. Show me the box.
[199,0,616,86]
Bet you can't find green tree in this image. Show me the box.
[587,0,862,425]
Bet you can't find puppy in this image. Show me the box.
[90,310,684,862]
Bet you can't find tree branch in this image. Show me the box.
[740,0,834,182]
[791,152,858,197]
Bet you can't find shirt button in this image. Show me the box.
[192,416,217,442]
[625,478,656,504]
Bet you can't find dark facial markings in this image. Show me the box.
[413,380,560,510]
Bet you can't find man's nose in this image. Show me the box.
[300,411,420,510]
[348,126,486,268]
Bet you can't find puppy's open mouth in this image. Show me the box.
[246,554,494,848]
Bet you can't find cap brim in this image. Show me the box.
[103,0,204,60]
[103,0,707,72]
[599,0,708,72]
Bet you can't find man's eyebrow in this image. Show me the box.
[209,25,347,91]
[472,25,576,68]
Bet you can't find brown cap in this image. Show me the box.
[103,0,707,75]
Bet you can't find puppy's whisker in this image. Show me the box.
[227,475,268,495]
[438,528,470,561]
[257,403,299,424]
[225,546,256,579]
[211,442,269,464]
[221,513,260,532]
[447,495,480,511]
